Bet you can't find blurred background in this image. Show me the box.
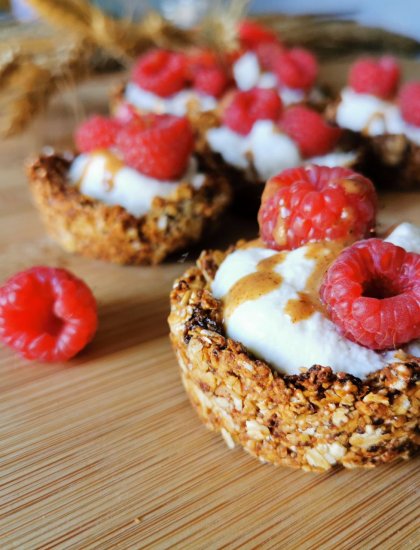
[1,0,419,142]
[4,0,420,40]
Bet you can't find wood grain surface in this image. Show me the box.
[0,66,419,550]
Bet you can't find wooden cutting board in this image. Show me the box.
[0,66,419,550]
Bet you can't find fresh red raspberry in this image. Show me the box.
[274,48,318,91]
[222,88,283,135]
[258,165,377,250]
[320,239,420,350]
[349,56,400,99]
[238,19,279,50]
[0,267,97,362]
[131,49,187,97]
[255,41,284,71]
[75,116,121,153]
[279,105,342,157]
[187,49,220,74]
[116,114,194,180]
[187,49,230,97]
[193,66,229,97]
[399,81,420,127]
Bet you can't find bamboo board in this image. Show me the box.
[0,67,419,550]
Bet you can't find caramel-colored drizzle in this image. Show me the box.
[363,111,386,135]
[239,238,265,250]
[77,149,123,191]
[224,252,286,319]
[284,293,316,322]
[224,241,344,323]
[285,241,344,322]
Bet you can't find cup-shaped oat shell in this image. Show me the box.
[27,152,231,265]
[168,248,419,472]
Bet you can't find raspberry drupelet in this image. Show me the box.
[258,165,377,250]
[320,239,420,350]
[0,267,98,362]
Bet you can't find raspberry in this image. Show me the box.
[399,81,420,127]
[75,116,121,153]
[320,239,420,350]
[255,41,284,71]
[193,66,229,98]
[238,19,279,50]
[0,267,97,362]
[258,165,377,250]
[116,114,194,180]
[187,49,230,97]
[349,56,400,99]
[187,49,220,75]
[222,88,283,135]
[131,49,187,97]
[279,105,342,157]
[274,48,318,91]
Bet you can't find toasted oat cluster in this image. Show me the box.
[168,249,419,472]
[27,153,231,265]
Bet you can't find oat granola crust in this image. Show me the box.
[168,249,420,471]
[357,133,420,191]
[27,152,231,265]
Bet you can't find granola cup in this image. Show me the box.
[357,134,420,191]
[325,102,420,191]
[27,152,231,265]
[168,248,420,472]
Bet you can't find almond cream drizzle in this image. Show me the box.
[285,241,344,322]
[362,111,386,135]
[224,252,286,319]
[239,238,265,249]
[284,293,316,322]
[223,240,344,322]
[77,149,124,191]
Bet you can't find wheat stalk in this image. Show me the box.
[1,39,92,136]
[0,0,248,137]
[25,0,192,59]
[199,0,249,52]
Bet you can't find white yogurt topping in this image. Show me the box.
[211,223,420,378]
[68,152,205,217]
[385,221,420,253]
[233,51,261,91]
[207,119,356,181]
[308,150,357,168]
[336,87,420,145]
[124,81,217,116]
[232,51,311,106]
